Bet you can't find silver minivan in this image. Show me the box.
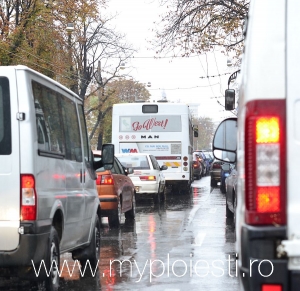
[0,65,114,290]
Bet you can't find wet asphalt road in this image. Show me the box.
[0,176,240,290]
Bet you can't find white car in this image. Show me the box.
[116,153,167,202]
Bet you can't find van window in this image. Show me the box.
[61,95,81,161]
[32,81,64,154]
[78,104,90,162]
[0,77,11,155]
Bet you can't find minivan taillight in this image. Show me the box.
[245,100,286,225]
[21,174,37,221]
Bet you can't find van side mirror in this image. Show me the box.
[225,89,235,110]
[101,143,114,170]
[213,118,237,163]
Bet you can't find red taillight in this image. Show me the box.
[96,175,114,185]
[245,100,286,225]
[261,285,282,291]
[213,163,221,169]
[139,176,156,181]
[21,174,37,221]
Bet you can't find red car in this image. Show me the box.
[93,151,136,228]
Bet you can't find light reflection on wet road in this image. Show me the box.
[0,176,240,290]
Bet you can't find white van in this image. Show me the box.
[213,0,300,290]
[0,65,114,289]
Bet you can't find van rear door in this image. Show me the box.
[285,0,300,269]
[0,69,20,251]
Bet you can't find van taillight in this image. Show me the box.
[245,100,286,225]
[96,175,114,185]
[21,174,37,221]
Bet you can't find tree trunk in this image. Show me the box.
[97,132,103,150]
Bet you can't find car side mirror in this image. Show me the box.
[225,89,235,110]
[101,143,114,170]
[160,165,168,171]
[213,118,237,163]
[125,167,133,175]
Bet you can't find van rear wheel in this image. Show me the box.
[79,215,100,273]
[45,227,60,291]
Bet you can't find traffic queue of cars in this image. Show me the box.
[0,66,170,290]
[93,152,168,228]
[93,151,136,228]
[116,153,168,203]
[193,150,213,180]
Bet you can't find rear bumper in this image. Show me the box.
[99,196,118,211]
[0,220,51,277]
[210,171,221,181]
[134,182,159,194]
[239,224,290,290]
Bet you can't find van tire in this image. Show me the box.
[125,193,136,220]
[79,215,100,272]
[45,227,60,291]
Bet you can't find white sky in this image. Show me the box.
[105,0,237,122]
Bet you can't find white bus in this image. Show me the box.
[112,102,196,192]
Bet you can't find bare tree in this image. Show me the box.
[153,0,249,59]
[86,79,151,149]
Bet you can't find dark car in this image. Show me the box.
[210,159,222,187]
[200,150,214,168]
[220,163,230,193]
[225,163,238,223]
[194,151,210,176]
[193,152,203,180]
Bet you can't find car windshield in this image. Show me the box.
[117,155,150,170]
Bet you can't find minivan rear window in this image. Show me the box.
[0,77,11,155]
